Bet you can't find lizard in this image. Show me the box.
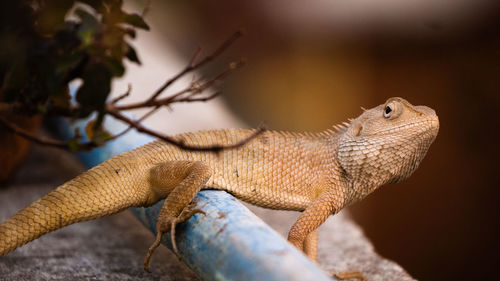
[0,97,439,279]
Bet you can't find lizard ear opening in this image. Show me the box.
[353,124,362,136]
[343,120,363,137]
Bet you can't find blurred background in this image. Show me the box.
[1,0,498,280]
[129,0,499,280]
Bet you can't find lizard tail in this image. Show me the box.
[0,155,150,256]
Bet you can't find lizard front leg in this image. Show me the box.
[288,189,366,281]
[143,161,211,272]
[304,229,318,262]
[299,221,367,281]
[287,188,341,255]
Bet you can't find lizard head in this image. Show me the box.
[337,97,439,197]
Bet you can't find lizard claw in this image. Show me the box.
[170,208,206,256]
[143,206,206,271]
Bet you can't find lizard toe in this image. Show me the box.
[333,270,367,281]
[144,230,164,273]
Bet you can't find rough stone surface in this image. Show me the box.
[247,205,416,281]
[0,145,414,280]
[0,146,199,281]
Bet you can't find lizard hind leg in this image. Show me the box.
[143,161,211,272]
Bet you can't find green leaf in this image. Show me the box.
[36,0,75,35]
[2,62,29,101]
[85,119,111,145]
[93,129,112,146]
[74,7,99,28]
[101,26,124,52]
[121,13,150,30]
[74,7,99,46]
[78,0,105,12]
[56,52,85,76]
[103,57,125,77]
[37,104,47,114]
[76,63,112,117]
[123,27,136,38]
[125,43,140,64]
[68,139,80,152]
[50,86,71,109]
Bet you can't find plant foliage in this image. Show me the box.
[0,0,149,133]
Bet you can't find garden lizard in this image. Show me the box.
[0,97,439,279]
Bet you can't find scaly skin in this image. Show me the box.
[0,97,439,275]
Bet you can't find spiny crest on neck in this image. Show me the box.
[331,106,370,134]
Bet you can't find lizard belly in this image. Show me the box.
[207,176,311,211]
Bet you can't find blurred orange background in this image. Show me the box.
[135,1,500,280]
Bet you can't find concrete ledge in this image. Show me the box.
[0,145,199,281]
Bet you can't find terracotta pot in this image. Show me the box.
[0,113,41,182]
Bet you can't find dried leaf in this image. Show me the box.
[85,119,97,140]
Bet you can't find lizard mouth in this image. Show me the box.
[375,115,439,137]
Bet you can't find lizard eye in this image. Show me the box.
[383,100,403,119]
[384,105,393,118]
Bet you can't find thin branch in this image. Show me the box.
[142,0,153,17]
[110,87,222,140]
[110,84,132,105]
[113,58,245,111]
[147,29,244,102]
[106,108,267,152]
[188,47,203,67]
[0,116,98,151]
[104,31,247,150]
[180,92,221,103]
[107,106,159,140]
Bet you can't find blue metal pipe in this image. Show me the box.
[132,191,332,281]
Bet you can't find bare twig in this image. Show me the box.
[0,116,98,151]
[189,47,203,66]
[107,107,266,152]
[180,92,221,103]
[113,58,245,111]
[110,84,132,105]
[108,106,160,140]
[147,29,244,103]
[108,31,248,151]
[142,0,153,17]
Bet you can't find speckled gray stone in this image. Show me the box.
[247,205,416,281]
[0,146,199,281]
